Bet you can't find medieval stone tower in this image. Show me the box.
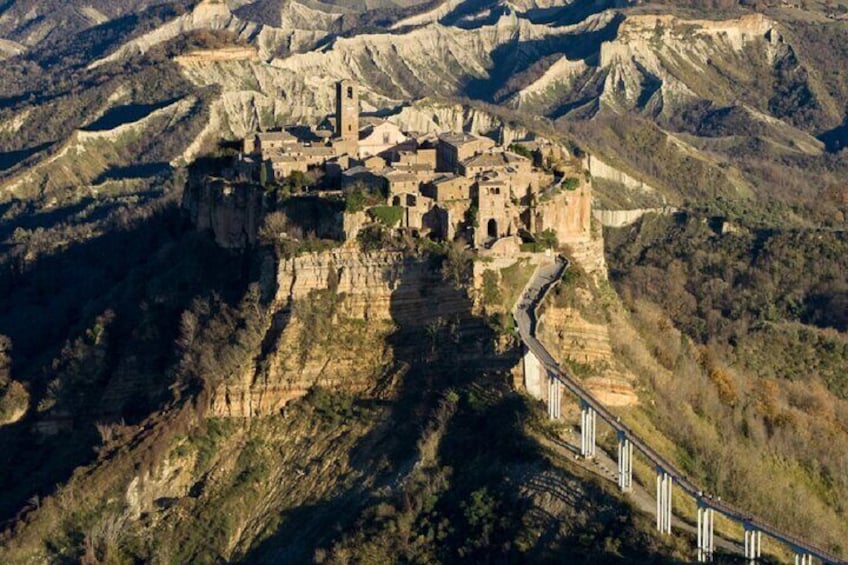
[335,79,359,142]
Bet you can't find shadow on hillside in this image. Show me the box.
[0,200,253,526]
[92,162,173,184]
[0,142,54,173]
[523,0,623,26]
[819,119,848,153]
[439,0,501,28]
[241,257,497,562]
[241,254,676,561]
[463,16,623,103]
[83,100,180,132]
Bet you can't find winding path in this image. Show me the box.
[514,255,845,565]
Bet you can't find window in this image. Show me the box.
[347,86,354,99]
[383,133,390,144]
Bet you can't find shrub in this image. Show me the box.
[481,270,502,306]
[507,143,533,159]
[369,206,403,228]
[357,225,389,253]
[441,242,473,288]
[537,229,559,250]
[562,177,580,191]
[345,186,368,213]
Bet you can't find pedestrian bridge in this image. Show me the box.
[514,255,845,565]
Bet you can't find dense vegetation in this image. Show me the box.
[604,211,848,552]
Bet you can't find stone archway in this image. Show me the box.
[487,218,498,239]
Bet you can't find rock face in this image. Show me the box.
[536,180,592,246]
[585,154,658,196]
[592,207,676,228]
[173,9,616,131]
[182,178,264,249]
[598,14,780,114]
[539,302,638,408]
[275,249,470,323]
[535,241,638,408]
[209,248,473,417]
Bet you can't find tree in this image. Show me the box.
[259,161,269,188]
[537,229,559,250]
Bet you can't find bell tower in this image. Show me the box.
[335,80,359,142]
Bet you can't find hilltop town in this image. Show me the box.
[186,80,592,255]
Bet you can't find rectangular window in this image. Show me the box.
[347,87,354,99]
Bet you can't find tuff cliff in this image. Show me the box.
[182,176,264,249]
[208,248,475,417]
[535,218,638,408]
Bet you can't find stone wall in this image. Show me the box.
[536,181,592,245]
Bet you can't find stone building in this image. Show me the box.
[437,133,496,172]
[358,121,408,158]
[384,169,419,197]
[425,174,472,202]
[336,79,359,142]
[459,150,532,178]
[232,80,594,252]
[475,172,514,247]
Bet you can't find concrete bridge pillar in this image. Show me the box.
[580,401,596,458]
[697,503,714,562]
[744,525,762,562]
[656,469,672,534]
[547,374,562,420]
[794,553,813,565]
[617,431,632,492]
[523,347,543,401]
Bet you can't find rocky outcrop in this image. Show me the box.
[585,154,658,195]
[592,207,676,228]
[536,179,593,246]
[175,9,615,129]
[539,304,638,407]
[274,249,470,323]
[0,38,24,59]
[389,100,538,147]
[88,1,252,69]
[182,178,264,249]
[511,55,590,113]
[209,248,473,417]
[598,13,781,113]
